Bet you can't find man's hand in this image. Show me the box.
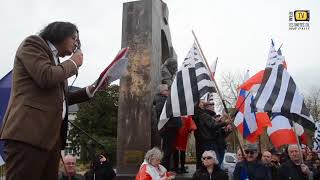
[301,164,311,175]
[220,113,231,124]
[88,78,110,95]
[70,50,83,67]
[224,124,233,131]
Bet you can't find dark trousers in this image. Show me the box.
[214,145,225,167]
[161,128,178,170]
[4,140,60,180]
[173,150,186,170]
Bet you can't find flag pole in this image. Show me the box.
[192,30,229,114]
[290,120,304,164]
[192,30,246,158]
[277,43,283,51]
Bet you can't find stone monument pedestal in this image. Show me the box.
[116,0,176,178]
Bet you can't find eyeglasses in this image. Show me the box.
[245,150,256,155]
[202,156,213,160]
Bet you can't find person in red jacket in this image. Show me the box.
[173,116,197,173]
[136,147,175,180]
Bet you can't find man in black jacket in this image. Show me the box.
[261,151,280,180]
[154,84,181,171]
[278,144,314,180]
[193,100,228,169]
[203,102,232,166]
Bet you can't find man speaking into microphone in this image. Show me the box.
[0,21,101,180]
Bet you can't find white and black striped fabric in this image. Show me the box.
[252,58,315,130]
[314,122,320,151]
[158,42,215,130]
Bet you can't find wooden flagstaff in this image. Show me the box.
[191,30,246,157]
[191,30,229,113]
[258,136,262,154]
[278,43,283,51]
[291,119,305,164]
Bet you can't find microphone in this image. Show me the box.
[74,38,82,77]
[70,38,81,86]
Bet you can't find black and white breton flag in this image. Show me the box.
[252,41,315,130]
[158,42,215,130]
[314,122,320,151]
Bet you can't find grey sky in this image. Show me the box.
[0,0,319,93]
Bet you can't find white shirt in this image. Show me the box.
[47,41,93,119]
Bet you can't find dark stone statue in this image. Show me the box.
[161,57,177,87]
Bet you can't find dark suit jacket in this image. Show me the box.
[278,160,309,180]
[0,35,89,150]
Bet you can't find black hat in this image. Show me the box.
[244,144,258,151]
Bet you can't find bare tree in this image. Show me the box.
[305,87,320,121]
[214,71,247,114]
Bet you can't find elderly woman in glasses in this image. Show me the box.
[192,150,228,180]
[136,147,174,180]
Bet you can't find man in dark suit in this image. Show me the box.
[278,144,314,180]
[0,22,101,180]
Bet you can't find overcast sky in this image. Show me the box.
[0,0,319,93]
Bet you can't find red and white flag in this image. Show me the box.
[267,115,298,148]
[93,47,129,94]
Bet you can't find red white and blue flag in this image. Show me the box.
[0,71,13,165]
[234,88,271,143]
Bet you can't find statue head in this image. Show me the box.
[164,57,177,75]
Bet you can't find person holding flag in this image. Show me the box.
[193,100,230,169]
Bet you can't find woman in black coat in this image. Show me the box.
[84,154,116,180]
[192,150,228,180]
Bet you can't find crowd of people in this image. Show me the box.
[1,20,318,180]
[136,144,320,180]
[230,143,320,180]
[58,154,116,180]
[145,83,320,180]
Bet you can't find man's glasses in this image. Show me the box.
[202,156,213,160]
[245,150,256,155]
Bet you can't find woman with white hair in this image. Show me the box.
[136,147,174,180]
[192,150,228,180]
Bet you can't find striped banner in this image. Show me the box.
[253,40,315,130]
[158,42,215,129]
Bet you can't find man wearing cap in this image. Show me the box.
[193,100,229,169]
[233,144,271,180]
[204,102,232,166]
